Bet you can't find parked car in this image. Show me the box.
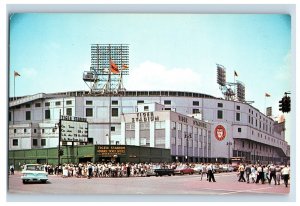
[21,164,48,184]
[146,165,161,177]
[212,165,222,173]
[154,165,175,176]
[174,165,194,175]
[192,164,203,174]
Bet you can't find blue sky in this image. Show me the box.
[9,13,292,141]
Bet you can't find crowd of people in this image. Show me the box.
[39,161,290,187]
[235,163,290,187]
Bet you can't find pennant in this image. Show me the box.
[110,59,119,74]
[14,71,21,77]
[234,70,238,77]
[265,93,271,97]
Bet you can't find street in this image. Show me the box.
[7,171,291,202]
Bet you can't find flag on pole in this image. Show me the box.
[122,64,129,69]
[110,59,119,74]
[14,71,21,77]
[234,70,238,77]
[265,93,271,97]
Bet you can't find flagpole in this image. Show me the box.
[264,95,266,115]
[14,70,16,101]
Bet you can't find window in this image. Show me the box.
[26,104,31,108]
[242,141,244,148]
[111,126,115,132]
[137,100,144,104]
[55,101,61,106]
[33,139,38,146]
[9,112,11,122]
[45,102,50,107]
[35,103,41,107]
[12,139,18,146]
[86,108,93,117]
[144,106,149,111]
[193,101,199,106]
[45,110,51,119]
[14,129,16,133]
[24,129,27,133]
[165,108,171,111]
[41,139,46,146]
[112,100,118,105]
[218,103,223,108]
[236,105,240,110]
[66,108,72,116]
[217,110,223,119]
[193,109,200,114]
[86,100,93,105]
[238,128,242,133]
[26,111,31,120]
[112,108,118,117]
[236,113,240,121]
[66,100,72,105]
[42,129,45,134]
[164,100,171,105]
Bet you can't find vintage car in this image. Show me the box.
[174,165,194,175]
[21,164,48,184]
[192,164,203,174]
[154,165,174,176]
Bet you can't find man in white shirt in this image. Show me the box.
[281,164,290,187]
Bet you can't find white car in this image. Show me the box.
[21,164,48,184]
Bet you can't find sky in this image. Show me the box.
[9,13,292,142]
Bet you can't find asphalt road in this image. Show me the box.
[7,172,291,202]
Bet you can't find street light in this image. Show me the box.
[226,141,232,164]
[184,133,192,163]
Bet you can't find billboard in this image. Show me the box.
[60,115,88,142]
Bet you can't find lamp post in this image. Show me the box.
[55,114,62,166]
[184,133,192,162]
[226,141,232,164]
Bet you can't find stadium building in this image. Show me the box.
[8,90,289,164]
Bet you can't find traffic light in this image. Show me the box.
[279,96,291,113]
[58,149,64,156]
[285,96,291,113]
[279,98,284,112]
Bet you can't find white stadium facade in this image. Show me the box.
[8,90,290,164]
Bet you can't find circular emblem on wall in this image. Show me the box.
[214,125,226,141]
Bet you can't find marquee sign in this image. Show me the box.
[214,125,226,141]
[96,146,126,157]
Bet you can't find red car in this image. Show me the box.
[174,165,194,175]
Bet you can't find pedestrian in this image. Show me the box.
[207,163,216,182]
[275,165,281,185]
[268,164,276,185]
[238,164,246,182]
[255,164,263,184]
[250,165,256,183]
[126,163,131,177]
[281,164,290,187]
[263,165,269,183]
[245,164,251,183]
[200,164,207,181]
[9,164,14,175]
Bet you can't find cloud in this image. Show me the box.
[20,67,38,78]
[124,61,203,92]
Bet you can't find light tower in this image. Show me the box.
[216,64,246,102]
[83,44,129,95]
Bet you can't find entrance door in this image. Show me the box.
[79,157,92,163]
